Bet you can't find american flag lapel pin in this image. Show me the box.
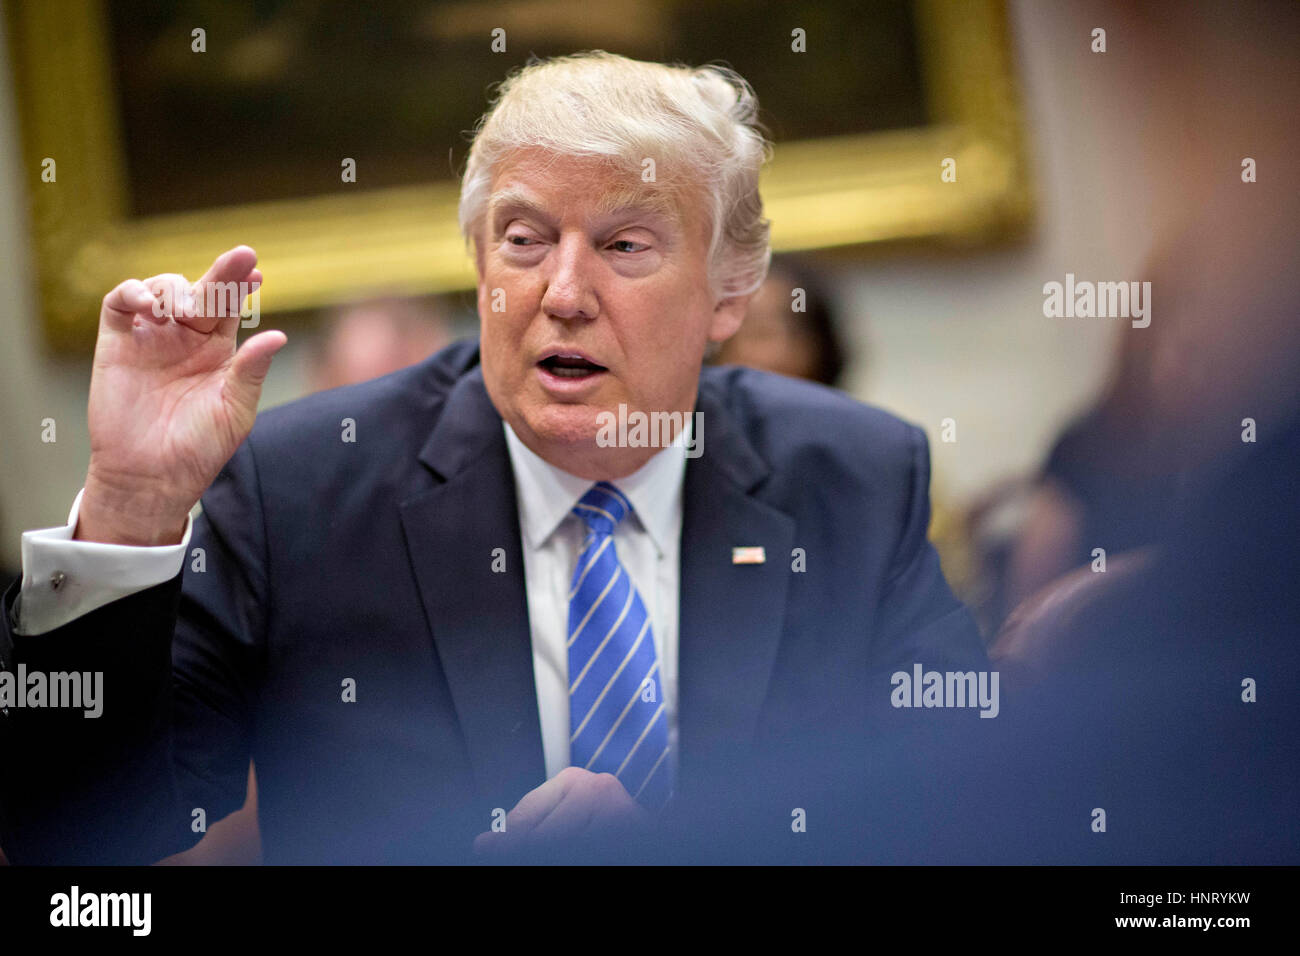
[732,546,766,565]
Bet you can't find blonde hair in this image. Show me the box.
[458,51,772,300]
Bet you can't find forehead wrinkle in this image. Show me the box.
[487,186,548,224]
[592,185,682,225]
[487,181,683,231]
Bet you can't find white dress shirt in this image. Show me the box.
[503,422,685,781]
[14,489,193,636]
[13,427,687,787]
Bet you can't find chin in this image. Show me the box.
[522,403,605,450]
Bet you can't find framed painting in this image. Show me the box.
[6,0,1031,350]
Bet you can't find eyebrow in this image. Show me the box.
[487,185,682,231]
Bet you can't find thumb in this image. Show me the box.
[226,330,288,414]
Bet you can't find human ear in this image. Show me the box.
[707,292,752,343]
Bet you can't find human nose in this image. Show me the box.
[540,234,599,320]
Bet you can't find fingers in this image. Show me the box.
[527,782,605,842]
[473,768,644,858]
[142,273,198,324]
[472,771,574,856]
[188,246,258,333]
[101,278,158,331]
[225,330,288,415]
[194,244,257,291]
[102,246,259,336]
[505,769,576,834]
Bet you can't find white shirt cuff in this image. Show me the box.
[13,489,192,636]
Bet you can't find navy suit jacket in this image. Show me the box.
[0,339,986,864]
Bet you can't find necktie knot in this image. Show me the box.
[573,481,631,538]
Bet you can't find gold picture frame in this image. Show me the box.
[7,0,1031,352]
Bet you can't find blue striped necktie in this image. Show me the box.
[567,481,672,809]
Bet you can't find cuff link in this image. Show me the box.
[49,570,67,592]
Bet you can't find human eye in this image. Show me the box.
[501,222,547,253]
[608,238,649,254]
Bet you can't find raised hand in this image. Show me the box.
[76,245,287,545]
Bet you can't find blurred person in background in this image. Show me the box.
[309,296,452,392]
[715,256,991,628]
[712,254,846,387]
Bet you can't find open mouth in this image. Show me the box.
[538,353,608,379]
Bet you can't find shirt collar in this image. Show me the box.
[503,421,686,558]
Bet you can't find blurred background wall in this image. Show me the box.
[0,0,1145,574]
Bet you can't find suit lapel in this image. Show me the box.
[399,365,545,808]
[397,359,797,806]
[677,381,796,792]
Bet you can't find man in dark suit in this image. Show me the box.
[0,52,985,864]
